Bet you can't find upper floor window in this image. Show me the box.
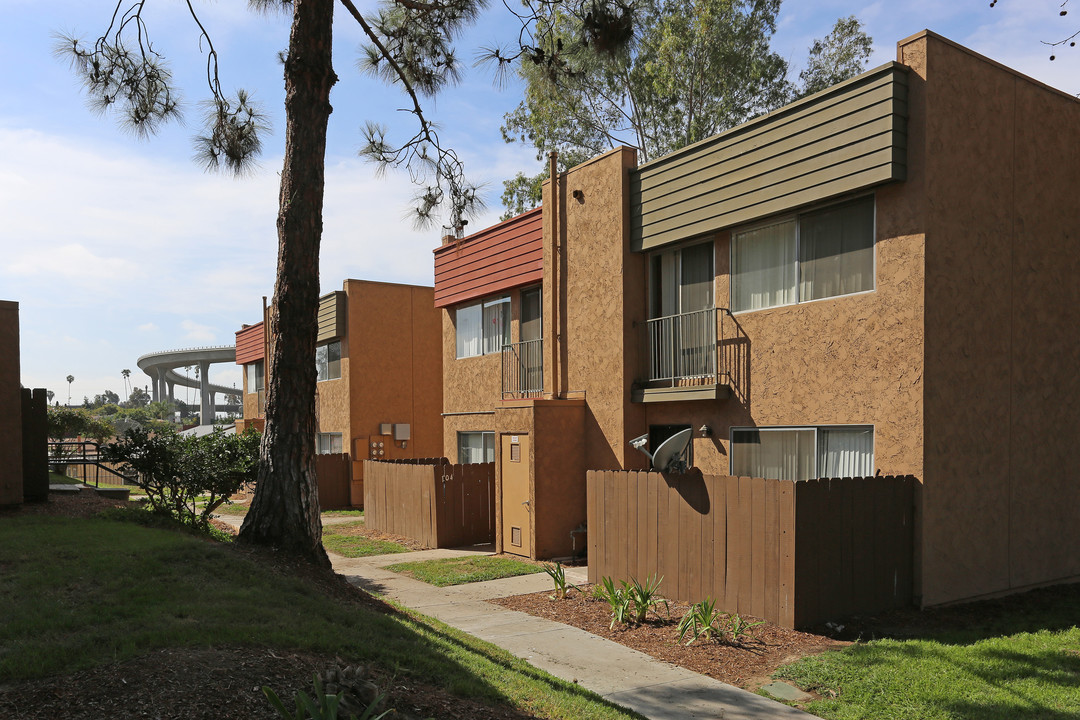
[245,360,264,394]
[731,196,874,313]
[649,240,714,319]
[456,295,510,359]
[316,340,341,381]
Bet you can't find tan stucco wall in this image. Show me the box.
[552,147,646,471]
[441,290,524,458]
[0,301,22,506]
[910,32,1080,605]
[348,280,443,480]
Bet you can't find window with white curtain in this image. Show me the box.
[730,426,873,481]
[649,240,714,318]
[245,360,264,394]
[458,431,495,464]
[732,196,874,313]
[456,296,510,358]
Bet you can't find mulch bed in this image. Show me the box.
[493,589,848,692]
[0,493,539,720]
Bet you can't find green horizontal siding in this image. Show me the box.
[632,63,908,251]
[317,291,346,343]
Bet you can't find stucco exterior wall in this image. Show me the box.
[349,280,444,478]
[911,32,1080,605]
[441,290,523,458]
[552,147,645,471]
[0,301,22,506]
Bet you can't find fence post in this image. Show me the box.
[22,388,48,502]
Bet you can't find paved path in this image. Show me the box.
[217,514,809,719]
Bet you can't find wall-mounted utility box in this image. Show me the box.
[393,423,411,441]
[379,423,392,435]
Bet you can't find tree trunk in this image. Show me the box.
[238,0,336,567]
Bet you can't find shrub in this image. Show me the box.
[100,426,260,530]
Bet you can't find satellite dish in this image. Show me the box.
[651,428,692,473]
[628,428,692,472]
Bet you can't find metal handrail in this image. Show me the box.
[48,440,137,487]
[644,307,718,386]
[501,338,544,399]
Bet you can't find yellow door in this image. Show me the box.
[501,434,531,557]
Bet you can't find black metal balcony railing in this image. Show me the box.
[501,338,544,399]
[645,307,720,386]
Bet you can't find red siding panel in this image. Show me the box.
[433,207,543,307]
[235,322,265,365]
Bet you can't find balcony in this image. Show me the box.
[634,307,732,402]
[501,338,543,400]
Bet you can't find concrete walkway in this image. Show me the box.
[336,547,810,720]
[216,514,809,719]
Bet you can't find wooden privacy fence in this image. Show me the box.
[315,453,351,510]
[365,459,495,548]
[587,471,915,630]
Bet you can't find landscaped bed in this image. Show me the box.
[494,575,1080,719]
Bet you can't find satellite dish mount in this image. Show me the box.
[628,428,692,473]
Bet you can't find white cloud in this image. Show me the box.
[181,320,218,345]
[138,323,159,332]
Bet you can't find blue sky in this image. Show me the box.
[1,0,1075,405]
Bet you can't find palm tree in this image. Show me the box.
[121,369,131,399]
[47,389,55,404]
[66,375,74,406]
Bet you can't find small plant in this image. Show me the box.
[594,576,632,629]
[542,561,579,599]
[625,574,665,624]
[727,612,765,644]
[264,670,390,720]
[676,597,724,645]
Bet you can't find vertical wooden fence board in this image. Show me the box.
[815,480,838,625]
[751,476,767,619]
[665,474,681,597]
[586,472,598,584]
[764,478,780,626]
[850,477,874,613]
[897,476,915,606]
[699,476,714,605]
[604,472,619,582]
[677,476,697,600]
[724,477,741,613]
[646,471,659,580]
[588,471,602,584]
[736,476,754,615]
[712,475,728,605]
[779,481,796,629]
[636,472,650,582]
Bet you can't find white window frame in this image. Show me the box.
[316,340,342,382]
[455,295,511,359]
[316,432,343,455]
[245,360,264,394]
[728,425,875,481]
[731,195,876,314]
[457,431,495,464]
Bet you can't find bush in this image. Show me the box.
[101,426,261,529]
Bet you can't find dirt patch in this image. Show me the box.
[492,588,849,692]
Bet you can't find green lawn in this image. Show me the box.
[322,521,409,557]
[0,514,638,720]
[385,556,543,587]
[323,508,363,517]
[775,586,1080,720]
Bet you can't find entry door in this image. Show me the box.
[501,434,531,557]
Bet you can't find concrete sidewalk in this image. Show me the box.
[333,546,810,720]
[214,513,809,719]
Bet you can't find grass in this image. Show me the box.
[0,513,639,720]
[322,521,409,557]
[213,503,250,516]
[385,556,543,587]
[774,586,1080,720]
[323,508,363,517]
